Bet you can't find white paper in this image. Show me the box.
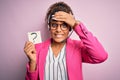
[28,31,42,44]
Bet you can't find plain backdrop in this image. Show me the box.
[0,0,120,80]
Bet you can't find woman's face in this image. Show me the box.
[49,21,70,43]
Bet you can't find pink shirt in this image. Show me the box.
[25,23,108,80]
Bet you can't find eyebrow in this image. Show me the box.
[50,21,66,24]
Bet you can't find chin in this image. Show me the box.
[53,39,66,43]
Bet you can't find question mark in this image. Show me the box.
[31,33,37,43]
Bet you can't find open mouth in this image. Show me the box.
[55,34,63,38]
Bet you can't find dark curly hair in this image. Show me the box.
[45,1,73,24]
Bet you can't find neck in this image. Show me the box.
[51,40,66,48]
[51,40,66,57]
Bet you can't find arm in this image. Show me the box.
[24,42,39,80]
[25,63,39,80]
[52,11,108,63]
[74,22,108,63]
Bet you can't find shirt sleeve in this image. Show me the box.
[74,22,108,63]
[25,63,39,80]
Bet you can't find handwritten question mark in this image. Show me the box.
[31,33,37,43]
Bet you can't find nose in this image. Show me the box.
[56,25,62,31]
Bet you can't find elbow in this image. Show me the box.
[101,52,108,62]
[95,52,108,63]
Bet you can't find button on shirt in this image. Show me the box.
[45,44,68,80]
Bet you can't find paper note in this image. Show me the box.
[28,31,42,44]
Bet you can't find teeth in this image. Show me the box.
[56,34,63,37]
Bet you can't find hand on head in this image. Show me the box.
[52,11,76,29]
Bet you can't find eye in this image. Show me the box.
[61,23,68,28]
[51,23,58,28]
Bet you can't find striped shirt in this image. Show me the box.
[45,44,68,80]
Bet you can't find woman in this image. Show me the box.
[24,1,108,80]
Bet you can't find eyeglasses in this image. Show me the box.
[49,23,69,31]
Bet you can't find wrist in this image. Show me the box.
[29,61,36,71]
[73,20,80,29]
[29,60,36,65]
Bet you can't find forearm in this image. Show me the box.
[29,61,37,71]
[25,62,38,80]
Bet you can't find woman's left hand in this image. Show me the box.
[52,11,76,28]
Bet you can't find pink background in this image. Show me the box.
[0,0,120,80]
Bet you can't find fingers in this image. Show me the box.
[53,11,74,18]
[24,41,36,55]
[52,11,67,20]
[24,41,33,50]
[54,11,69,16]
[52,15,66,22]
[52,11,76,27]
[24,41,37,63]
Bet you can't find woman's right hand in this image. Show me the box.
[24,41,37,71]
